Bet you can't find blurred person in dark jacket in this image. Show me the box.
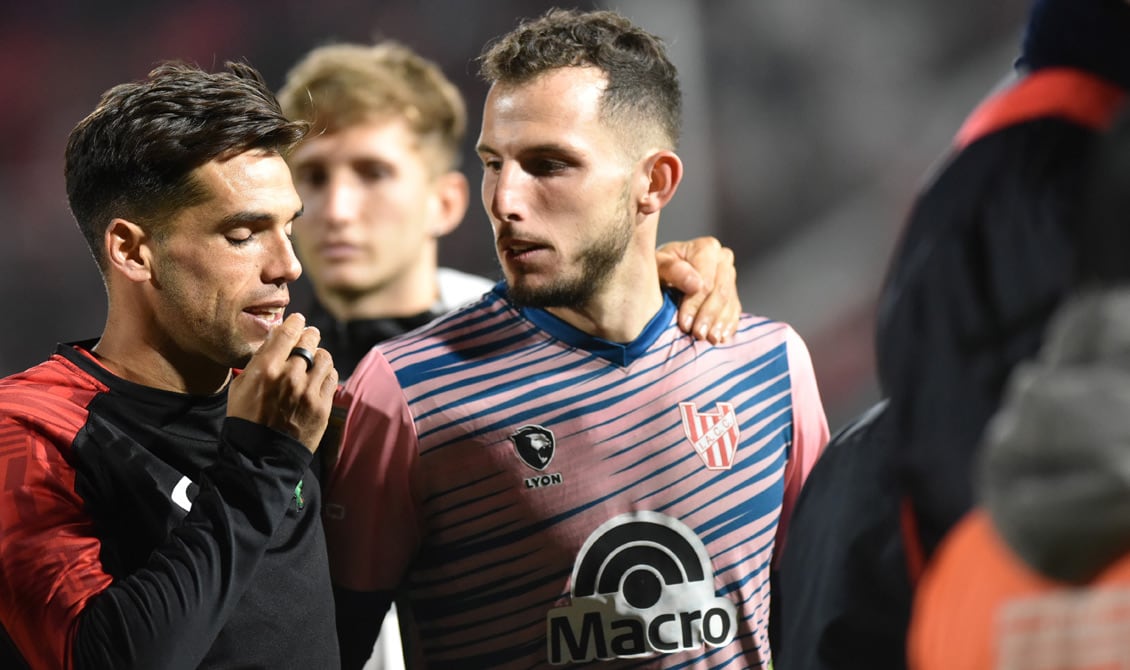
[909,104,1130,669]
[774,1,1130,667]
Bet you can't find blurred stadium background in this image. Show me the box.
[0,0,1030,427]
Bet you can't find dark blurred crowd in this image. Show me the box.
[0,0,1028,424]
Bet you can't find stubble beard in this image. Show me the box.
[156,256,253,370]
[505,190,634,309]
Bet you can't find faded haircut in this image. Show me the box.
[477,8,681,150]
[65,60,306,272]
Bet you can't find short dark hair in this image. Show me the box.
[65,60,307,272]
[477,8,681,149]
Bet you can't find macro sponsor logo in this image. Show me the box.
[546,511,737,664]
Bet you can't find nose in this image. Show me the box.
[322,176,362,226]
[484,162,525,223]
[265,229,303,287]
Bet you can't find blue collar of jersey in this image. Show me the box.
[492,282,678,367]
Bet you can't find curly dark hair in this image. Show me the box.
[478,8,681,149]
[65,60,307,271]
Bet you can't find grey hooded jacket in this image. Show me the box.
[982,288,1130,582]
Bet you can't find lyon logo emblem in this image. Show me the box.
[679,402,740,470]
[511,425,556,471]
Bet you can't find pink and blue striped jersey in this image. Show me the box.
[325,285,828,668]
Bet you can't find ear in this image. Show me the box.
[105,218,153,283]
[428,170,470,238]
[638,150,683,216]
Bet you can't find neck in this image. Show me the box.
[545,252,664,344]
[95,309,232,395]
[316,251,441,322]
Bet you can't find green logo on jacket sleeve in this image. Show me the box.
[293,480,305,510]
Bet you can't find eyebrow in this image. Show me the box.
[219,207,304,227]
[475,142,577,156]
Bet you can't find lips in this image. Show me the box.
[318,242,362,261]
[499,235,552,263]
[244,302,288,330]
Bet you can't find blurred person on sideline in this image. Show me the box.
[774,1,1130,668]
[323,9,828,669]
[909,105,1130,669]
[0,62,339,669]
[276,39,748,669]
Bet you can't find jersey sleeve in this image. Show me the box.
[0,408,311,670]
[0,412,109,670]
[324,349,422,593]
[776,326,830,554]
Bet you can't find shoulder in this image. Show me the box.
[0,352,103,462]
[719,316,822,396]
[0,352,102,422]
[435,268,497,312]
[378,290,527,361]
[731,313,810,353]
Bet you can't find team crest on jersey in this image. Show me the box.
[546,511,737,664]
[679,402,740,470]
[511,425,556,471]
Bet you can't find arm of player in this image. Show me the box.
[74,420,315,668]
[0,415,314,669]
[657,236,742,344]
[324,350,423,669]
[775,326,830,558]
[0,315,337,669]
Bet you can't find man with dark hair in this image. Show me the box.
[277,38,746,670]
[276,40,744,379]
[0,61,339,668]
[324,9,828,668]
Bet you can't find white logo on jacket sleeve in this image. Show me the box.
[679,402,740,470]
[171,475,194,511]
[546,511,737,664]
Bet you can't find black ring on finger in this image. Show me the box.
[288,346,315,372]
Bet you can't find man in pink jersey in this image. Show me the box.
[324,9,829,669]
[278,39,748,670]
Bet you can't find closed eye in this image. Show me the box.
[523,157,570,176]
[226,229,254,246]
